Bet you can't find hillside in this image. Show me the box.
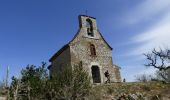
[1,81,170,100]
[91,82,170,100]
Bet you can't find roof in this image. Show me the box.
[98,30,113,50]
[49,29,113,62]
[113,64,121,69]
[49,44,69,62]
[49,15,113,62]
[49,29,81,62]
[79,15,96,19]
[47,64,52,70]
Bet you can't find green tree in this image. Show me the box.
[10,76,20,100]
[9,62,91,100]
[10,62,48,100]
[46,62,91,100]
[72,62,91,99]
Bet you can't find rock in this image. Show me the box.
[0,97,6,100]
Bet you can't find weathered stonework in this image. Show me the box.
[49,15,121,83]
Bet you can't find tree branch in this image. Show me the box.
[144,48,170,71]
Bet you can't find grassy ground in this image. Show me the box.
[1,82,170,100]
[91,82,170,100]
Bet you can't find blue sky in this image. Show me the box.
[0,0,170,82]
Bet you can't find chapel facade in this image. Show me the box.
[48,15,121,83]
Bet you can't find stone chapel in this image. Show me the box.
[48,15,121,83]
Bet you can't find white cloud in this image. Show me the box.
[119,0,170,81]
[130,12,170,56]
[123,0,170,56]
[126,0,170,24]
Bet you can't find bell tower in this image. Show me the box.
[78,15,98,38]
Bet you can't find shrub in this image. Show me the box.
[46,62,91,99]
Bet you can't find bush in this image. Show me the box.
[9,62,92,100]
[141,85,151,91]
[46,62,92,99]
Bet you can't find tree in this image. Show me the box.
[144,48,170,82]
[46,62,91,100]
[0,80,6,96]
[135,74,155,82]
[9,62,48,100]
[10,76,20,100]
[9,61,91,100]
[21,62,48,99]
[72,62,91,99]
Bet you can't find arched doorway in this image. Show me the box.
[91,66,101,83]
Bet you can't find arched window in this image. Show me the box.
[90,44,96,56]
[86,19,94,37]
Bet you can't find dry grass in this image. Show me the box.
[91,82,170,100]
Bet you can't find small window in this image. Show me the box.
[90,44,96,56]
[86,19,94,37]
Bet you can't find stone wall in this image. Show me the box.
[50,47,71,77]
[69,16,121,83]
[49,15,121,83]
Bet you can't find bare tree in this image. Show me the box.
[10,76,21,100]
[144,48,170,82]
[135,74,152,82]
